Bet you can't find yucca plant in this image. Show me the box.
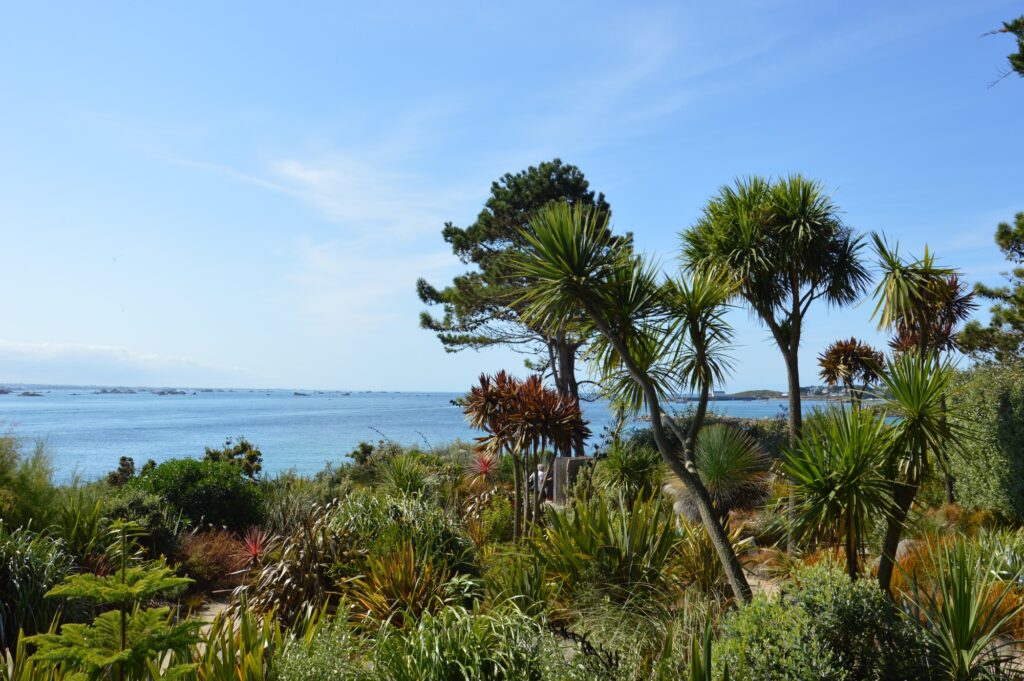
[875,351,964,595]
[817,337,885,406]
[381,454,434,499]
[901,539,1024,680]
[692,424,770,514]
[783,407,894,579]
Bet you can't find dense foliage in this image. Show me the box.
[949,361,1024,519]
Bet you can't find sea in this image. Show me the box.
[0,387,802,483]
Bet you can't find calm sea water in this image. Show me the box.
[0,388,801,483]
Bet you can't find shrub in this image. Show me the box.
[204,435,263,478]
[949,361,1024,519]
[103,484,185,559]
[593,443,664,507]
[0,526,75,649]
[134,458,265,531]
[52,483,109,563]
[0,434,56,530]
[789,563,921,681]
[714,593,843,681]
[180,529,246,592]
[715,561,923,681]
[276,610,365,680]
[381,454,434,498]
[480,495,514,544]
[330,493,475,577]
[539,496,680,603]
[373,605,548,681]
[262,471,341,535]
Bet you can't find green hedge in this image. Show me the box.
[949,362,1024,519]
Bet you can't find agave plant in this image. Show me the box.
[901,539,1024,680]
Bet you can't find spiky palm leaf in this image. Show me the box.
[782,408,894,577]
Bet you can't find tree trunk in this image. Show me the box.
[783,347,803,552]
[512,454,523,541]
[552,337,585,457]
[582,301,753,602]
[877,476,920,596]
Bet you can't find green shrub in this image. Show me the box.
[0,526,75,649]
[714,593,842,681]
[276,611,366,680]
[373,605,547,681]
[715,562,923,681]
[539,496,680,603]
[949,362,1024,519]
[480,495,514,544]
[381,453,434,499]
[52,483,109,562]
[262,471,343,535]
[330,493,475,577]
[133,458,265,531]
[788,563,921,681]
[0,434,57,530]
[593,443,664,507]
[104,484,185,558]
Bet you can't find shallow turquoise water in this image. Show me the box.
[0,388,801,483]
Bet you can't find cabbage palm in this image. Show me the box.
[783,408,894,579]
[873,236,975,505]
[817,337,884,406]
[513,201,752,602]
[875,351,963,595]
[683,176,870,549]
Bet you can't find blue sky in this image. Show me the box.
[0,1,1021,392]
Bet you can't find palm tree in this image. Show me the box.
[873,236,975,504]
[683,176,870,548]
[817,337,884,406]
[783,407,894,579]
[513,201,753,602]
[874,351,963,595]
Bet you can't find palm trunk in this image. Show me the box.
[878,475,920,596]
[783,347,803,552]
[512,453,523,541]
[583,301,752,602]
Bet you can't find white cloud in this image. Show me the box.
[0,340,251,387]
